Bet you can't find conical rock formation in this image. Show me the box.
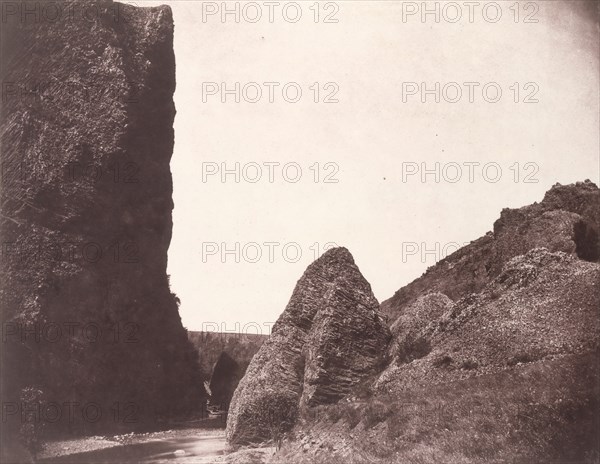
[226,247,390,444]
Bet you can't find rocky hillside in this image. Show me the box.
[380,180,599,322]
[271,182,599,464]
[226,248,390,445]
[379,247,599,390]
[0,0,202,450]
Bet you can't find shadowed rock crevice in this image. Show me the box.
[574,219,599,262]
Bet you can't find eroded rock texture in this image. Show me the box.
[226,248,390,444]
[0,0,202,446]
[277,183,600,464]
[379,181,600,392]
[380,180,600,322]
[376,247,600,392]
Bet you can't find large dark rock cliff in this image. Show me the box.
[0,0,202,447]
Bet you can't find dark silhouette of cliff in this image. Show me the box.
[0,1,203,456]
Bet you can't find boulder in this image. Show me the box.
[226,247,390,444]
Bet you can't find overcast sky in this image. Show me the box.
[125,1,598,333]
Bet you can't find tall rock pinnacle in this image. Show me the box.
[226,247,390,444]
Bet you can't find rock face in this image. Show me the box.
[388,292,453,363]
[276,182,599,463]
[377,247,600,393]
[0,0,202,445]
[380,180,600,322]
[380,181,600,391]
[226,248,390,444]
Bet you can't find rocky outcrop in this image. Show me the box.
[388,292,453,363]
[0,0,202,447]
[381,181,600,387]
[380,180,600,322]
[276,183,600,464]
[226,248,390,444]
[377,247,600,392]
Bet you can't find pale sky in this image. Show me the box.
[124,1,599,333]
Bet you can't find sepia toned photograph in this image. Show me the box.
[1,1,599,463]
